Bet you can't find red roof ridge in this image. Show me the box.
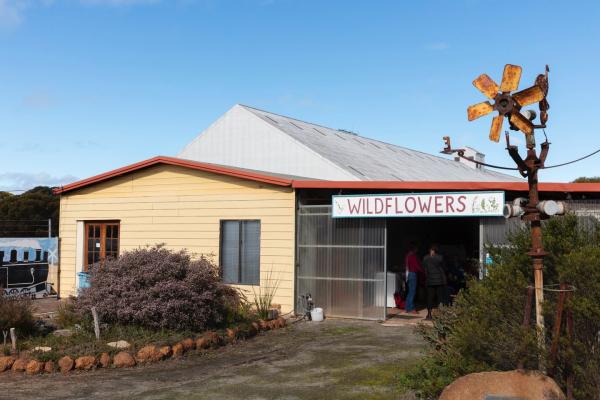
[53,156,293,194]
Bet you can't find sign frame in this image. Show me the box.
[331,191,505,219]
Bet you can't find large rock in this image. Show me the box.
[180,338,195,351]
[25,360,44,375]
[11,358,29,372]
[44,360,56,373]
[204,331,221,346]
[75,355,96,370]
[58,356,74,373]
[171,343,184,357]
[136,345,164,363]
[159,346,172,359]
[196,337,211,350]
[113,352,136,368]
[439,370,566,400]
[99,352,111,368]
[0,356,16,372]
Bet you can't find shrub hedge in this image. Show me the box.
[76,246,242,332]
[401,214,600,399]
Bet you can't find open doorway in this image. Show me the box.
[385,217,480,318]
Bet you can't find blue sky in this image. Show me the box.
[1,0,599,191]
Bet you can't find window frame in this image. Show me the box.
[219,219,261,286]
[83,220,120,271]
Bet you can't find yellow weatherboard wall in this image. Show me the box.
[58,164,296,312]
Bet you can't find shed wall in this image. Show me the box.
[58,164,296,312]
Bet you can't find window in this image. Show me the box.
[220,220,260,285]
[84,221,120,270]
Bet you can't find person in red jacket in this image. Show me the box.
[404,243,423,314]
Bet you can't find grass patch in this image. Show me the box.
[332,361,419,399]
[335,361,419,387]
[19,324,198,361]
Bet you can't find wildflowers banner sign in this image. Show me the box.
[332,191,504,218]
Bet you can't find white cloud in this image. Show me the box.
[0,0,26,28]
[0,0,159,29]
[0,172,78,191]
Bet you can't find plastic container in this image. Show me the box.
[78,272,91,289]
[310,307,324,322]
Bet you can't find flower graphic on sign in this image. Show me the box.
[472,196,501,214]
[335,199,345,214]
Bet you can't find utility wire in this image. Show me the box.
[457,154,519,170]
[457,146,600,171]
[542,147,600,169]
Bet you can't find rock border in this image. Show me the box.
[0,317,287,376]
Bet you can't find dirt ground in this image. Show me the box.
[0,319,425,400]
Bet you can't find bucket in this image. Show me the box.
[310,307,324,322]
[77,272,91,289]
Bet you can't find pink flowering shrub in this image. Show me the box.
[76,246,241,331]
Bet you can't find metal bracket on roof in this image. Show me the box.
[440,136,465,156]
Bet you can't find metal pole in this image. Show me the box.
[525,147,546,337]
[383,220,388,321]
[48,218,52,238]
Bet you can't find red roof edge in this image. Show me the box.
[53,156,293,194]
[291,180,600,193]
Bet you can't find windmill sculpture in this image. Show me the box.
[444,64,561,339]
[467,64,549,142]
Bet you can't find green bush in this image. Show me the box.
[555,244,600,399]
[401,214,600,399]
[55,299,86,329]
[0,296,36,343]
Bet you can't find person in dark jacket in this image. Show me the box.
[422,244,448,320]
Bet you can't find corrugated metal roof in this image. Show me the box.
[239,104,522,182]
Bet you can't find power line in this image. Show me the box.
[543,147,600,169]
[457,146,600,172]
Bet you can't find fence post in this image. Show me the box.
[10,328,16,353]
[91,307,101,340]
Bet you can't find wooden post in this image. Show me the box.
[91,307,100,340]
[10,327,16,353]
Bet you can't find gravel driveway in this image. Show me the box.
[0,319,424,400]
